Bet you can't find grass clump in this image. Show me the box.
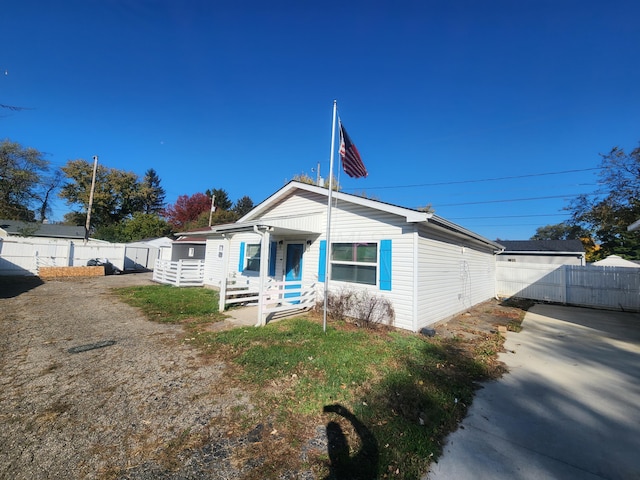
[114,284,226,324]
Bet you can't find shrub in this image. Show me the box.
[320,287,395,328]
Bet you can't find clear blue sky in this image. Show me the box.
[2,0,639,240]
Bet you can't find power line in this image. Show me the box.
[435,192,599,207]
[344,167,601,191]
[449,213,569,220]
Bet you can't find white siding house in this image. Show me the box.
[188,181,502,332]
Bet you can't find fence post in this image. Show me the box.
[176,260,182,287]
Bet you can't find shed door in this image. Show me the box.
[285,243,304,302]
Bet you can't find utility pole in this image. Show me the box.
[85,155,98,243]
[208,195,216,227]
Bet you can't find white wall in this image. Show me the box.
[417,225,496,330]
[0,237,128,275]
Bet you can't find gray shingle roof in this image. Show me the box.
[0,219,86,239]
[499,239,584,253]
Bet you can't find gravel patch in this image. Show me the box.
[0,273,253,479]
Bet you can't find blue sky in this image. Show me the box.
[2,0,639,240]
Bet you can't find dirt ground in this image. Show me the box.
[0,273,255,480]
[0,273,527,479]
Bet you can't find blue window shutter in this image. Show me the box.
[269,241,277,276]
[379,239,392,291]
[318,240,326,282]
[238,242,245,272]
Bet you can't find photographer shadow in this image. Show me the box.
[323,404,379,480]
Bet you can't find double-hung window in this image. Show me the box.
[245,244,261,272]
[330,242,377,285]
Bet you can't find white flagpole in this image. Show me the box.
[323,100,338,333]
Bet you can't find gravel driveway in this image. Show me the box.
[0,273,253,479]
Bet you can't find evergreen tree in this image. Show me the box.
[140,168,166,215]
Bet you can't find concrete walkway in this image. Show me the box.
[426,304,640,480]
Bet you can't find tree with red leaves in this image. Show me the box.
[163,192,212,231]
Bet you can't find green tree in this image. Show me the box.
[140,168,166,215]
[567,144,640,260]
[233,195,254,217]
[531,223,588,241]
[94,213,172,242]
[205,188,233,211]
[0,139,51,221]
[59,159,143,229]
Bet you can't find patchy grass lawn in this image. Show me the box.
[115,284,227,325]
[115,285,528,479]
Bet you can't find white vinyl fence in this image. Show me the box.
[496,262,640,312]
[0,238,128,276]
[153,259,205,286]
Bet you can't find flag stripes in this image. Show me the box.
[339,121,368,178]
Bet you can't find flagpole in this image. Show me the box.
[323,100,338,333]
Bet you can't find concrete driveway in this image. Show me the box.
[426,303,640,480]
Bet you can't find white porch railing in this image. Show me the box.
[221,276,316,324]
[153,259,205,286]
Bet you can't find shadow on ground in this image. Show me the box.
[0,275,44,298]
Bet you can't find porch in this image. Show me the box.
[221,276,317,326]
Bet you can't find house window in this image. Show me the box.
[331,242,377,285]
[245,244,261,272]
[188,247,195,258]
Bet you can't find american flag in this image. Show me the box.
[339,122,368,178]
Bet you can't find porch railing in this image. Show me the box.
[221,276,316,323]
[153,259,205,286]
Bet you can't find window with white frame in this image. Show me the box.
[331,242,377,285]
[245,244,261,271]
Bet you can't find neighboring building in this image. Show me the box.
[0,219,86,240]
[171,234,206,261]
[496,240,585,266]
[591,255,640,268]
[185,181,502,332]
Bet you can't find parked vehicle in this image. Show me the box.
[86,258,122,275]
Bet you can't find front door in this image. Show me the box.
[285,243,304,303]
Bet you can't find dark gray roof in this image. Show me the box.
[0,219,86,239]
[499,239,584,253]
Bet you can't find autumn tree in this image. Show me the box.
[163,192,212,231]
[566,144,640,260]
[0,139,51,221]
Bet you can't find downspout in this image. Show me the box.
[494,247,504,300]
[254,225,271,327]
[412,224,419,332]
[218,234,231,313]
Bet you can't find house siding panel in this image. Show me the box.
[417,225,496,329]
[204,238,225,287]
[323,201,416,331]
